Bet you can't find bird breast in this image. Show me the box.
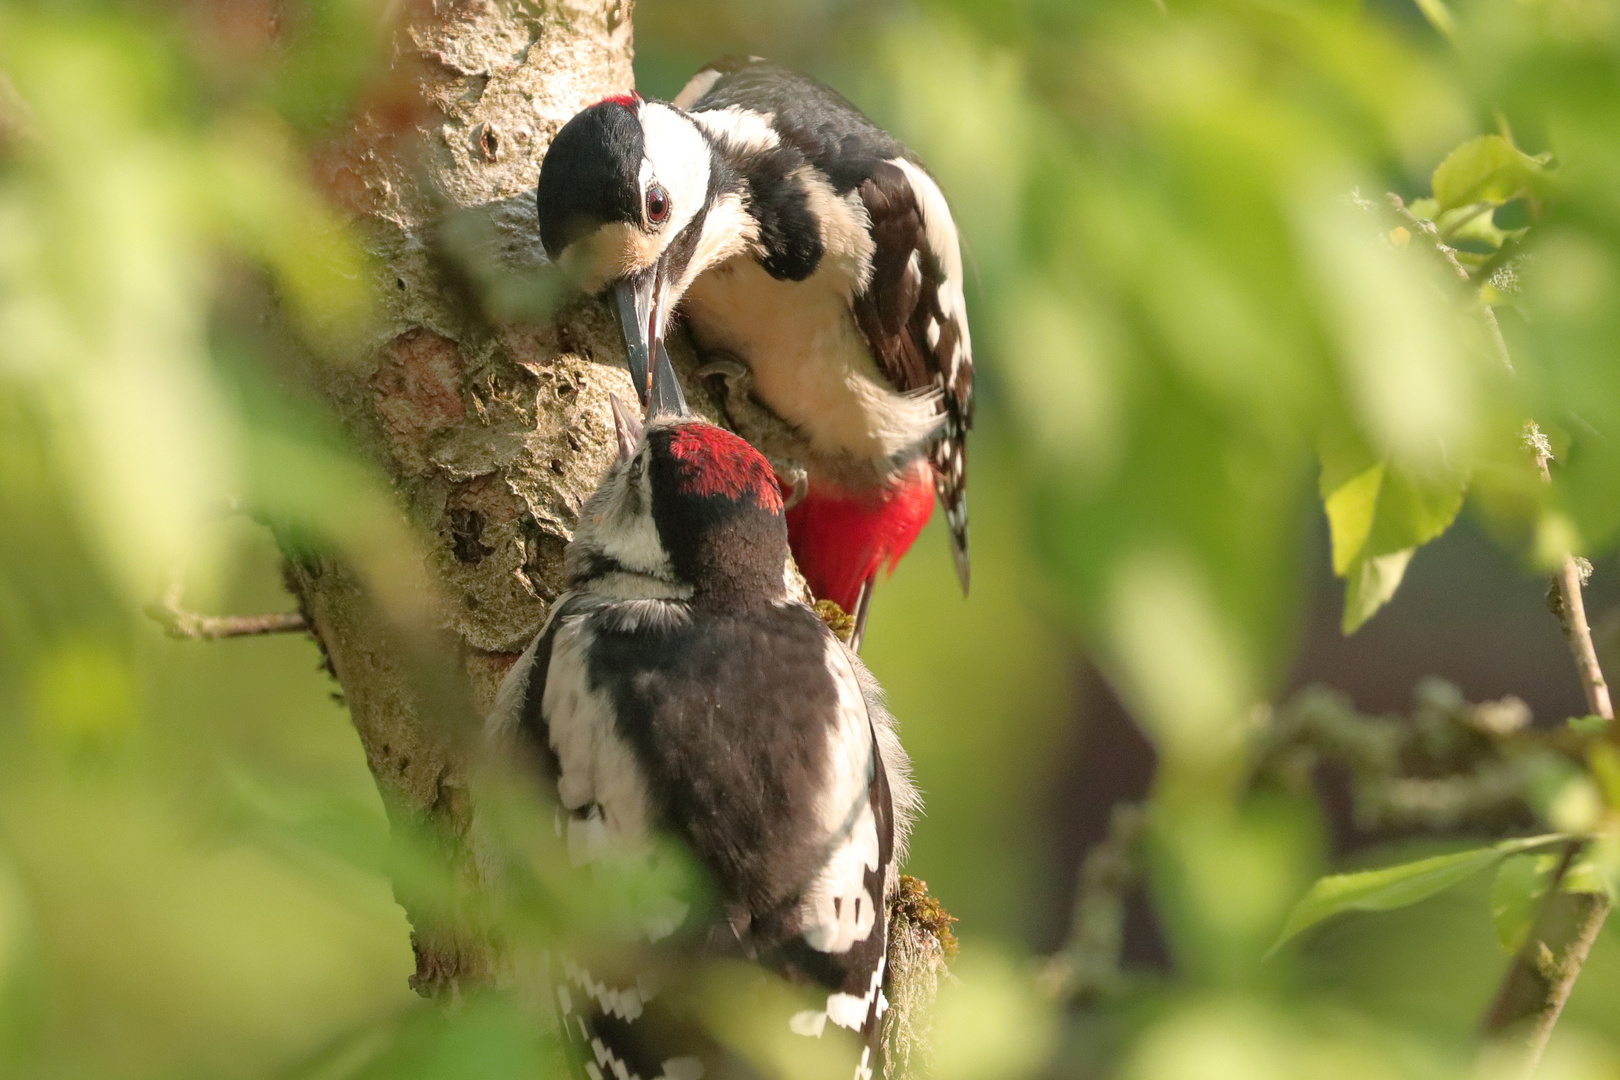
[681,255,943,479]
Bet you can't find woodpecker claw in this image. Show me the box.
[696,357,751,385]
[783,472,808,511]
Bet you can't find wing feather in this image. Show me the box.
[853,159,973,593]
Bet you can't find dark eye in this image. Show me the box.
[645,184,670,225]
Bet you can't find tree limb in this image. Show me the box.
[1479,423,1615,1073]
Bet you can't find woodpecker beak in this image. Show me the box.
[613,265,690,420]
[608,392,643,463]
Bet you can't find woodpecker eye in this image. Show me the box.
[645,184,670,226]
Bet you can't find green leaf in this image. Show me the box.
[1323,462,1384,576]
[1568,714,1610,739]
[1491,853,1556,952]
[1432,135,1549,212]
[1341,549,1414,634]
[1587,741,1620,808]
[1562,849,1616,900]
[1271,835,1567,953]
[1319,428,1467,633]
[1435,205,1518,252]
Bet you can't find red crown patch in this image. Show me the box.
[597,91,642,110]
[667,425,784,513]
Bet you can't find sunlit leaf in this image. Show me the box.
[1431,134,1550,212]
[1318,428,1466,632]
[1340,549,1414,634]
[1271,834,1567,952]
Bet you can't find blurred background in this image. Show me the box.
[3,0,1620,1077]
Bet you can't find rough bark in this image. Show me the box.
[279,0,651,996]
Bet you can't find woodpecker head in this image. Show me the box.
[539,93,735,416]
[568,395,789,609]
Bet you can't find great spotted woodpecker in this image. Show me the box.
[489,389,918,1079]
[536,58,974,646]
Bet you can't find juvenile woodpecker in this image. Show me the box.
[536,58,974,644]
[489,392,918,1080]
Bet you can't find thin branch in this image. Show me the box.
[1552,554,1613,721]
[145,579,307,640]
[1040,803,1145,1004]
[1479,423,1615,1073]
[1387,192,1472,282]
[1524,422,1613,723]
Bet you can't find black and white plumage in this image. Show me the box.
[489,397,918,1080]
[537,59,974,645]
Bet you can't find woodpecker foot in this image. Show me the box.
[812,599,856,643]
[780,466,808,510]
[696,356,751,386]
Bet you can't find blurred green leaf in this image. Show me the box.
[1272,835,1567,953]
[1561,849,1616,900]
[1431,134,1550,212]
[1412,0,1457,41]
[1490,852,1555,953]
[1586,741,1620,806]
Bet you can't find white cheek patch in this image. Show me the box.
[595,460,675,580]
[639,103,712,245]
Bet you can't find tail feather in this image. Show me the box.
[930,428,969,597]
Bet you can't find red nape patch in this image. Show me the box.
[597,91,642,109]
[786,461,935,613]
[667,424,784,513]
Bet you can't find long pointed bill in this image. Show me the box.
[612,269,689,420]
[612,275,655,410]
[608,393,643,463]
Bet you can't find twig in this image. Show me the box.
[1386,192,1515,373]
[1039,803,1145,1003]
[1262,680,1550,836]
[1524,423,1613,722]
[1479,424,1615,1073]
[145,579,307,640]
[1481,842,1609,1072]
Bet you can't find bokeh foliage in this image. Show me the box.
[4,0,1620,1077]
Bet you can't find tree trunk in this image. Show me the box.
[281,0,642,997]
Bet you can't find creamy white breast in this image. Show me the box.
[681,255,941,469]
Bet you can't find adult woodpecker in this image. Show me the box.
[536,58,974,645]
[489,392,918,1080]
